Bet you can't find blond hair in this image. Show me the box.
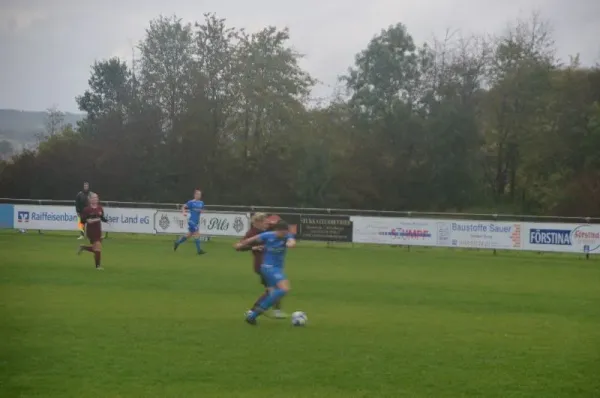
[251,212,267,224]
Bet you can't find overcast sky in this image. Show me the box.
[1,0,599,113]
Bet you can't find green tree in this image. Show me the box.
[482,13,556,209]
[76,58,133,123]
[342,23,428,209]
[1,12,598,216]
[139,15,195,132]
[174,13,240,198]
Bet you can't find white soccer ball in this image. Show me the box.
[291,311,307,326]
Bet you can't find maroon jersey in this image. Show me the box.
[237,217,279,274]
[237,226,265,273]
[81,205,107,243]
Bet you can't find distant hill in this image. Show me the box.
[0,109,85,157]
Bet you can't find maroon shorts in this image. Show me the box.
[86,223,102,244]
[87,232,102,244]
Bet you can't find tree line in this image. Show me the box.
[0,13,599,216]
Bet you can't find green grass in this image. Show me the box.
[1,231,599,398]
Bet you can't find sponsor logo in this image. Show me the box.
[450,222,513,234]
[17,211,29,223]
[17,211,77,223]
[300,217,351,226]
[571,225,600,252]
[379,228,432,239]
[529,229,572,245]
[528,226,600,252]
[437,221,520,249]
[158,214,170,230]
[233,217,245,233]
[202,216,230,231]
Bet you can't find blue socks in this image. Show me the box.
[175,236,204,254]
[250,288,287,319]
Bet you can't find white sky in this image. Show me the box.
[1,0,599,112]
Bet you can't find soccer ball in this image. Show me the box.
[291,311,307,326]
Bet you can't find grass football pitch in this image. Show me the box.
[1,231,599,398]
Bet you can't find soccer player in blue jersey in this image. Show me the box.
[234,219,296,325]
[173,189,206,255]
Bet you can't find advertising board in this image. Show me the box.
[436,221,522,250]
[154,211,250,237]
[14,205,155,234]
[522,223,600,254]
[351,217,436,246]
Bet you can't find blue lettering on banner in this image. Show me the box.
[452,222,513,233]
[452,223,487,233]
[106,214,151,224]
[489,224,512,233]
[28,211,77,223]
[529,229,572,246]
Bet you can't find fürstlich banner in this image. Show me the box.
[297,215,353,242]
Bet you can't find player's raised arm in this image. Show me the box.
[235,233,263,250]
[237,229,257,252]
[235,229,274,250]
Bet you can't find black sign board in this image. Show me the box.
[297,215,353,242]
[249,213,353,242]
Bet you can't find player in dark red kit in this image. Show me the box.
[237,213,287,318]
[77,193,108,270]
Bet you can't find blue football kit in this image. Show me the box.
[185,199,204,233]
[173,199,205,254]
[246,231,295,323]
[257,231,294,287]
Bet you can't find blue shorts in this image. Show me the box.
[260,264,286,287]
[188,221,199,234]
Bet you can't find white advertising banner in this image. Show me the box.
[14,205,155,234]
[100,208,155,234]
[435,220,522,250]
[522,223,600,254]
[15,205,79,231]
[154,211,250,237]
[11,204,598,253]
[350,217,437,246]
